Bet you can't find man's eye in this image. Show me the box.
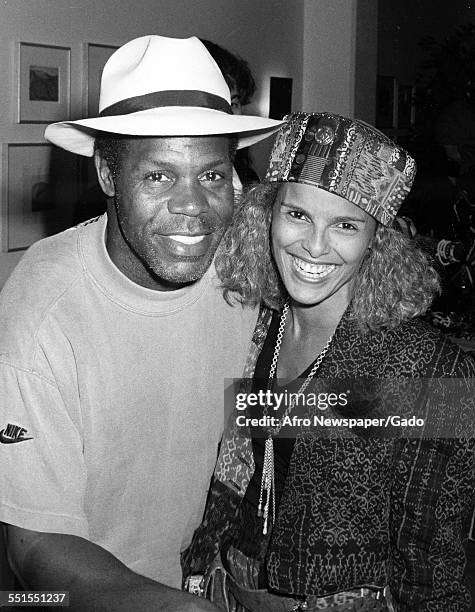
[288,210,308,221]
[145,171,172,183]
[200,171,223,182]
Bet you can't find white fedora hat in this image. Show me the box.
[44,35,284,156]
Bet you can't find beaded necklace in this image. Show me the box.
[257,302,334,535]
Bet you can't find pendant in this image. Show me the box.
[257,435,275,535]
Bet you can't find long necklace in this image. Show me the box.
[257,301,334,535]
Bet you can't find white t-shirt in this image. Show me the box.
[0,215,257,587]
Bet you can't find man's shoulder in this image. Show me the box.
[2,216,103,300]
[3,225,83,300]
[207,268,258,324]
[0,220,102,361]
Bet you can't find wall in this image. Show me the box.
[0,0,304,288]
[302,0,358,116]
[354,0,378,123]
[302,0,378,123]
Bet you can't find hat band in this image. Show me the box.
[100,89,232,116]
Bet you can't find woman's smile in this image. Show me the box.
[291,255,337,281]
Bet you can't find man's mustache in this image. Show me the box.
[150,212,221,235]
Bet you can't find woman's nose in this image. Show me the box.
[302,226,330,259]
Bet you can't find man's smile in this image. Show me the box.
[155,232,216,258]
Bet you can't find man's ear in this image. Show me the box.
[94,151,115,198]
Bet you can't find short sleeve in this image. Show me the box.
[0,360,88,538]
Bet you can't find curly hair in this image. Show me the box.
[215,183,441,332]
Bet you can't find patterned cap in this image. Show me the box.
[265,112,416,226]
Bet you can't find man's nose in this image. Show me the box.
[302,226,330,259]
[167,180,210,216]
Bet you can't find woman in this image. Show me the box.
[183,113,475,611]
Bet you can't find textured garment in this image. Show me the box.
[183,307,475,611]
[203,547,391,611]
[0,215,257,587]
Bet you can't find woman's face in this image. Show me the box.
[271,182,376,310]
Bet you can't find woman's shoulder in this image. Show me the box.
[377,317,475,377]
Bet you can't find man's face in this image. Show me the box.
[98,136,234,290]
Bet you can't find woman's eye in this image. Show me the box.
[200,171,223,182]
[338,222,357,231]
[145,171,172,183]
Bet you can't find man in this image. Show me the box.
[0,35,281,610]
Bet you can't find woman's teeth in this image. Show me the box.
[292,256,336,278]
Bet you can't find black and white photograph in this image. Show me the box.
[0,2,474,612]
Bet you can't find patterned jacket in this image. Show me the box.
[182,308,475,611]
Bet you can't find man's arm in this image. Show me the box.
[4,525,219,612]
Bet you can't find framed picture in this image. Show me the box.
[376,75,397,129]
[269,77,293,120]
[2,143,79,252]
[397,84,414,129]
[84,43,118,117]
[17,42,70,123]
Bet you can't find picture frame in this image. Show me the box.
[376,75,397,130]
[84,43,119,117]
[269,77,293,120]
[17,42,71,123]
[2,143,79,252]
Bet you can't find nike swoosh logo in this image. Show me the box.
[0,429,33,444]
